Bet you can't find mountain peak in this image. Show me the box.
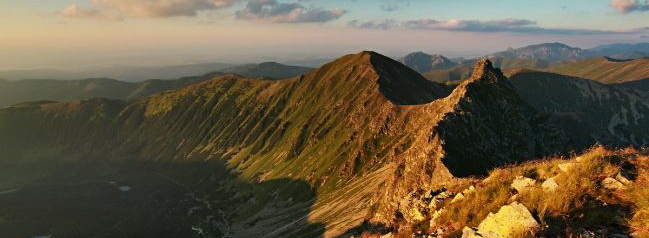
[399,51,457,73]
[314,51,450,105]
[466,59,505,84]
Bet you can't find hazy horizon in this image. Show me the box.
[2,0,649,70]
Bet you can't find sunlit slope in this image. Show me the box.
[548,57,649,84]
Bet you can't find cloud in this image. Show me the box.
[610,0,649,13]
[347,19,398,29]
[348,18,642,35]
[402,19,541,32]
[59,3,123,21]
[93,0,239,17]
[235,0,346,23]
[59,0,240,20]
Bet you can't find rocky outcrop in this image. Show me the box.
[371,59,569,226]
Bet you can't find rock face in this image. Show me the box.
[432,60,567,177]
[462,202,539,238]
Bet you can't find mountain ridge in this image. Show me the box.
[0,51,646,237]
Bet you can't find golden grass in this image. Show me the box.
[626,155,649,237]
[429,145,649,236]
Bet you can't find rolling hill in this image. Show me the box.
[1,51,648,237]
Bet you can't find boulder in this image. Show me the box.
[602,177,626,190]
[462,202,539,238]
[542,177,559,192]
[511,176,536,193]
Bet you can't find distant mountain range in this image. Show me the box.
[488,42,586,62]
[217,62,313,79]
[588,43,649,59]
[0,62,313,108]
[0,63,232,82]
[403,42,649,84]
[0,61,312,82]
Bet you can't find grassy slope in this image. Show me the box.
[0,52,450,237]
[548,57,649,84]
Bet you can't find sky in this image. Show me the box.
[1,0,648,70]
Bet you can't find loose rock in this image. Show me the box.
[542,177,559,192]
[511,176,536,193]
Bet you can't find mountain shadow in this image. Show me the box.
[0,159,324,238]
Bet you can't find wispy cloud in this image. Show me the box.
[59,0,240,20]
[610,0,649,13]
[347,18,648,35]
[94,0,240,17]
[347,19,398,30]
[59,3,123,21]
[59,0,346,23]
[235,0,346,23]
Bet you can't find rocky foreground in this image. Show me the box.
[353,146,649,238]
